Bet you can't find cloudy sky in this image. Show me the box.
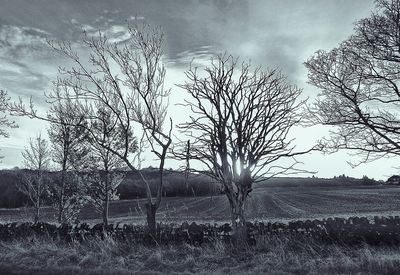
[1,0,396,180]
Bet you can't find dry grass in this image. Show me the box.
[1,235,400,274]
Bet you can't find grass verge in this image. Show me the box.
[1,235,400,274]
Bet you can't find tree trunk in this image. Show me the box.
[123,160,157,235]
[230,172,253,245]
[58,198,64,223]
[231,200,247,245]
[103,170,110,226]
[103,195,109,226]
[34,205,40,224]
[58,170,66,223]
[145,203,157,239]
[35,177,41,224]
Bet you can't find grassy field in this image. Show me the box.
[1,235,400,274]
[1,183,400,224]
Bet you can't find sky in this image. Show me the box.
[0,0,397,180]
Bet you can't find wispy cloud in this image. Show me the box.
[0,25,55,102]
[69,17,135,44]
[0,25,49,56]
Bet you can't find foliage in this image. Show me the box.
[83,107,129,225]
[50,172,91,224]
[47,98,90,223]
[85,170,124,214]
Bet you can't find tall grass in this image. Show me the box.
[1,235,400,274]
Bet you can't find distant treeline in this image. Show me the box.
[0,168,381,208]
[0,168,219,208]
[253,175,381,188]
[118,168,220,200]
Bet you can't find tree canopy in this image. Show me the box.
[305,0,400,165]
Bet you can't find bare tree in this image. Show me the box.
[47,96,89,223]
[10,24,172,236]
[305,0,400,166]
[85,107,127,226]
[18,134,51,223]
[177,55,311,243]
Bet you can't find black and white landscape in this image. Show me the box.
[1,0,400,274]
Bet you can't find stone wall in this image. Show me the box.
[1,216,400,245]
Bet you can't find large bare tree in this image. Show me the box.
[18,134,51,223]
[305,0,400,165]
[10,24,172,236]
[177,55,311,243]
